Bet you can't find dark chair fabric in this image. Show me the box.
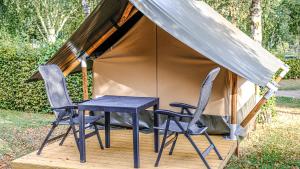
[37,64,104,155]
[154,67,223,169]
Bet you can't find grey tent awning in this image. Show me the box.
[129,0,284,86]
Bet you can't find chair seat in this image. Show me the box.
[58,115,103,125]
[157,120,207,135]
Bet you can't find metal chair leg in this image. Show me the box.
[71,124,80,152]
[169,133,178,155]
[203,131,223,160]
[94,124,104,149]
[184,133,211,169]
[155,119,170,167]
[37,124,57,155]
[59,126,72,146]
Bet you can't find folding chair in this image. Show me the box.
[37,64,104,155]
[154,67,223,169]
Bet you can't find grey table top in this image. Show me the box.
[78,95,159,112]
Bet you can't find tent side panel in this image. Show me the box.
[236,77,256,123]
[93,17,157,98]
[93,16,234,117]
[157,26,231,116]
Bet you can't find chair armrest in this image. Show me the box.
[169,102,197,109]
[155,109,193,118]
[51,105,78,110]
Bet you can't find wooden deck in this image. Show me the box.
[12,130,236,169]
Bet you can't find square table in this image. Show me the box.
[77,95,160,168]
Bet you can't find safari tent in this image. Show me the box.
[19,0,289,168]
[28,0,288,136]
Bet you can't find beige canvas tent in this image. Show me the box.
[29,0,288,137]
[92,16,257,133]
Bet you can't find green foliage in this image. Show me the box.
[262,0,300,50]
[0,0,101,43]
[0,38,47,112]
[258,96,276,123]
[276,96,300,108]
[0,38,91,113]
[284,59,300,79]
[204,0,299,53]
[203,0,251,34]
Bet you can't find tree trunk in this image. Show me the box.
[250,0,263,129]
[250,0,262,44]
[251,0,262,96]
[47,27,56,43]
[81,0,91,18]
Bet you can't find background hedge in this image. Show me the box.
[0,38,92,113]
[284,59,300,79]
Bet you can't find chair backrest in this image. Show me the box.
[188,67,220,131]
[39,64,73,118]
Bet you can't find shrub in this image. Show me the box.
[0,38,90,113]
[284,59,300,79]
[258,96,276,124]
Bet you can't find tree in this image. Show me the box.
[82,0,91,18]
[32,0,81,43]
[250,0,262,44]
[262,0,300,51]
[203,0,251,34]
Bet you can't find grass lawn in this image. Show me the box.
[279,79,300,90]
[226,111,300,168]
[0,109,66,168]
[227,96,300,168]
[276,96,300,109]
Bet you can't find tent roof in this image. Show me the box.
[129,0,284,86]
[29,0,284,87]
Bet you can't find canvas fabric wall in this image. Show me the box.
[93,17,256,133]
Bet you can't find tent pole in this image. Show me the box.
[81,56,89,100]
[237,65,289,134]
[225,72,238,142]
[230,73,239,154]
[231,73,238,125]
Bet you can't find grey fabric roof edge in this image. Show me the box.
[129,0,285,86]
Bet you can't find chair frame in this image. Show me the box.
[154,107,222,169]
[37,64,104,155]
[154,68,223,169]
[37,106,104,155]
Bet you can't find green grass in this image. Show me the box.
[276,96,300,108]
[226,108,300,168]
[0,109,59,166]
[0,109,52,129]
[279,79,300,90]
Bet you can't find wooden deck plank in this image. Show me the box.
[12,130,236,169]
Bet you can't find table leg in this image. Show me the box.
[132,111,140,168]
[79,110,86,163]
[154,103,159,153]
[105,112,110,148]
